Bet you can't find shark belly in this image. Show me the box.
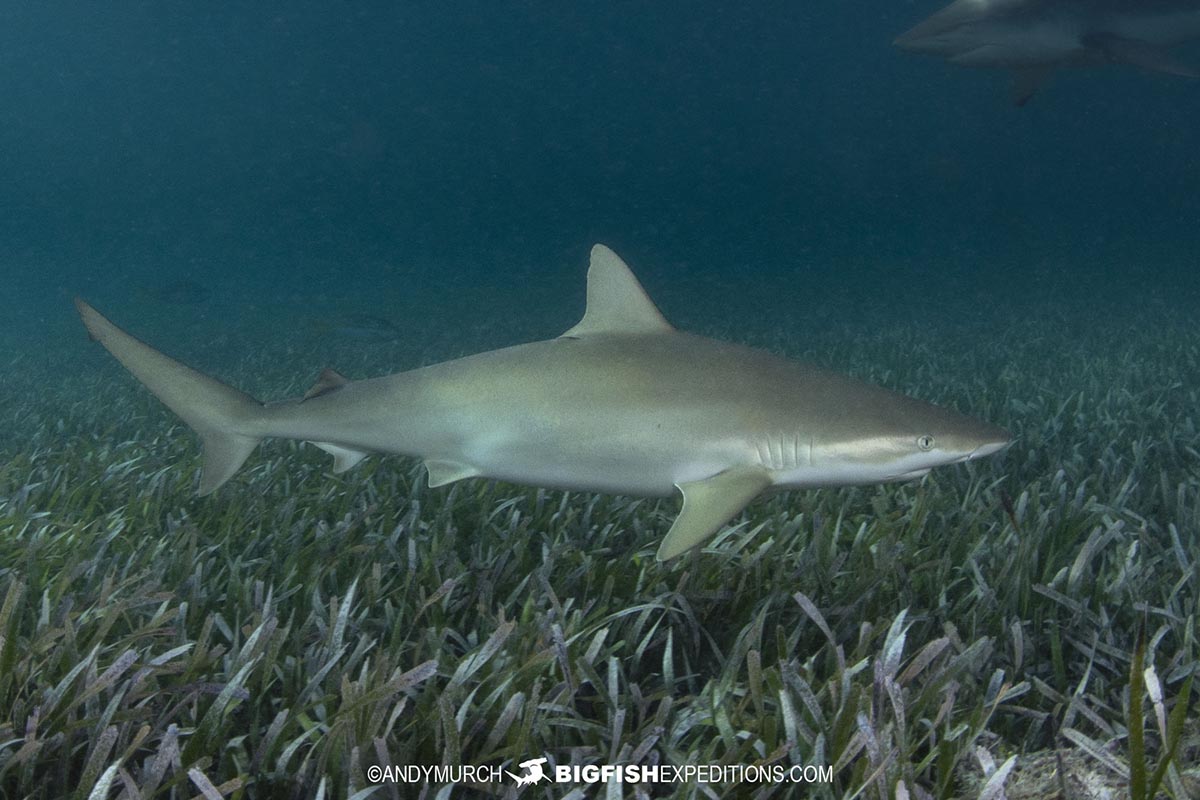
[457,420,753,497]
[442,339,783,496]
[949,20,1085,66]
[259,340,762,497]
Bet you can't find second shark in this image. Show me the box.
[895,0,1200,104]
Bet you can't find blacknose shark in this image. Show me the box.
[75,245,1010,560]
[895,0,1200,104]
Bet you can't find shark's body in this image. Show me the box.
[895,0,1200,104]
[76,245,1009,560]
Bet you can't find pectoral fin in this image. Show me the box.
[1010,66,1053,107]
[657,466,774,561]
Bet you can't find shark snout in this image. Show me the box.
[893,29,936,50]
[967,436,1011,461]
[942,420,1011,464]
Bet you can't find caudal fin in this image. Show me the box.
[75,299,263,494]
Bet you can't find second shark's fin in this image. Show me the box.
[1087,34,1200,78]
[425,459,481,488]
[312,442,369,473]
[74,298,264,495]
[561,244,674,338]
[657,465,774,561]
[1010,66,1054,106]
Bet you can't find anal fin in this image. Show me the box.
[657,465,774,561]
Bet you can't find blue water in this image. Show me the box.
[2,1,1198,346]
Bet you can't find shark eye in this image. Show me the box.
[917,435,935,451]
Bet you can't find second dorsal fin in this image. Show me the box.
[560,244,673,338]
[303,368,350,401]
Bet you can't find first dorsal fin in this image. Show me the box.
[560,244,673,338]
[303,368,349,401]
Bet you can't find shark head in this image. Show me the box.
[894,0,1089,66]
[804,386,1011,485]
[894,0,1029,50]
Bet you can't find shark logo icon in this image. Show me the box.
[507,757,550,786]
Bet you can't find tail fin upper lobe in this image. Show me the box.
[75,299,263,494]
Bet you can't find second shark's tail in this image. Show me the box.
[75,299,264,494]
